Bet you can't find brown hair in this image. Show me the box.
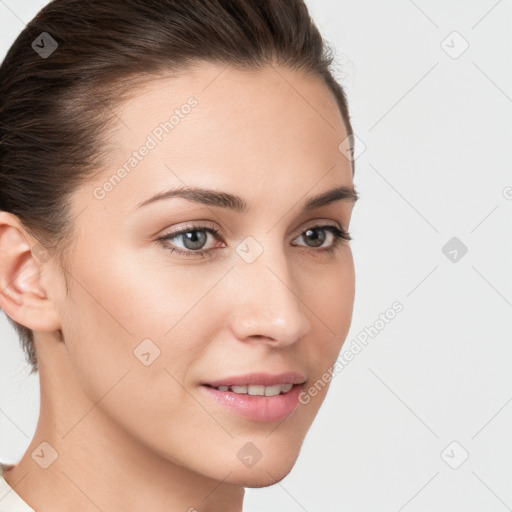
[0,0,354,374]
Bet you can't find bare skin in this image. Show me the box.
[0,62,356,511]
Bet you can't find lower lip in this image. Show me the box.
[199,384,304,423]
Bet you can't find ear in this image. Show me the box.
[0,211,61,332]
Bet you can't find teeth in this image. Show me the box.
[248,385,265,396]
[215,383,294,396]
[263,385,281,397]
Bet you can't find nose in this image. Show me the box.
[226,242,311,347]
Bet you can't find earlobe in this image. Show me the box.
[0,212,60,332]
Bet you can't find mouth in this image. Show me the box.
[199,372,307,422]
[202,382,295,396]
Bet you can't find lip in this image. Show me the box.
[199,382,305,422]
[201,371,307,388]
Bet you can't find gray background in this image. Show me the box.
[1,1,511,510]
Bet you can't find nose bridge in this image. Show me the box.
[227,237,311,345]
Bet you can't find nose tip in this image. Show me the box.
[227,261,311,347]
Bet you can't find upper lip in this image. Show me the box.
[202,371,307,388]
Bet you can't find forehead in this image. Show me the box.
[110,61,349,158]
[116,61,345,127]
[79,62,353,218]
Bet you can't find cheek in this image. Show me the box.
[305,248,355,336]
[298,250,355,390]
[60,247,228,402]
[59,254,215,459]
[65,243,226,342]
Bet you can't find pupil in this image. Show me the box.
[183,231,207,250]
[305,228,325,247]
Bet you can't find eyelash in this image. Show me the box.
[157,223,351,260]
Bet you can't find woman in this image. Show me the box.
[0,0,358,510]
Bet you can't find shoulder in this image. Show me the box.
[0,461,35,512]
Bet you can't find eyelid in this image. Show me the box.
[161,219,347,241]
[160,221,222,242]
[299,223,351,241]
[296,219,343,236]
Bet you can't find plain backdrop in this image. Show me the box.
[1,1,511,511]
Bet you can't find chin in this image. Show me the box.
[243,465,295,488]
[226,451,300,488]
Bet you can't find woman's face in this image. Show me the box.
[46,62,356,486]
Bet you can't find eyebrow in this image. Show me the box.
[135,184,358,213]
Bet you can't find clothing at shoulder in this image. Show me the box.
[0,462,35,512]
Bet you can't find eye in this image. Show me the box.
[292,224,351,253]
[157,223,351,259]
[157,223,223,259]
